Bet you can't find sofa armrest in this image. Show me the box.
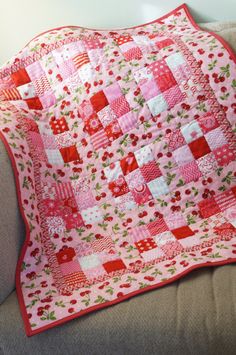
[0,138,25,304]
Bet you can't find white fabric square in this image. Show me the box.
[173,145,194,166]
[104,162,123,182]
[18,82,36,99]
[79,254,100,270]
[133,67,153,85]
[205,127,227,150]
[147,94,168,116]
[141,247,164,262]
[165,52,185,69]
[78,63,93,83]
[181,120,203,143]
[147,176,169,198]
[81,206,103,224]
[135,145,153,166]
[154,231,176,246]
[45,149,64,165]
[132,35,150,46]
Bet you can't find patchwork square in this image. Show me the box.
[18,82,36,99]
[172,226,195,239]
[165,52,186,69]
[135,145,154,166]
[25,97,43,110]
[167,129,185,151]
[160,241,183,257]
[173,145,194,166]
[133,67,153,85]
[156,38,174,49]
[104,161,123,182]
[78,63,93,83]
[26,61,44,80]
[90,129,109,149]
[154,231,176,246]
[140,78,160,101]
[114,35,133,46]
[213,144,235,166]
[123,47,143,61]
[110,96,130,117]
[109,176,129,197]
[140,161,162,182]
[147,94,168,116]
[135,238,157,253]
[205,128,227,150]
[84,115,103,135]
[97,106,117,127]
[56,247,76,264]
[59,145,80,163]
[103,259,127,273]
[105,121,123,142]
[179,161,202,183]
[104,82,122,103]
[197,152,218,175]
[129,225,151,243]
[120,153,138,175]
[90,91,109,112]
[147,176,169,198]
[50,117,69,135]
[11,68,31,86]
[155,72,177,93]
[197,112,219,133]
[75,191,96,210]
[181,120,203,144]
[118,111,137,133]
[188,137,211,159]
[81,206,103,224]
[131,184,152,205]
[126,169,145,189]
[163,85,184,108]
[72,52,90,69]
[64,212,84,230]
[147,219,168,236]
[165,213,187,230]
[198,198,221,218]
[141,248,165,262]
[45,149,64,165]
[115,192,136,211]
[79,254,101,270]
[148,59,170,77]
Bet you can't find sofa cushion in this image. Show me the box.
[0,265,235,354]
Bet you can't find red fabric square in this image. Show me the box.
[231,186,236,197]
[131,184,152,205]
[156,38,174,49]
[213,144,235,166]
[110,96,130,117]
[167,129,185,151]
[123,47,142,61]
[25,97,43,110]
[155,72,177,92]
[84,115,103,135]
[64,212,84,230]
[90,91,108,112]
[60,145,80,163]
[140,161,162,182]
[198,198,221,218]
[147,219,168,236]
[172,226,195,239]
[56,247,76,264]
[114,35,133,46]
[50,117,69,135]
[120,152,138,175]
[189,136,211,159]
[108,176,129,197]
[62,196,78,214]
[104,121,123,142]
[135,238,157,253]
[11,68,31,86]
[197,112,219,134]
[103,259,127,273]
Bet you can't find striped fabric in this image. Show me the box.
[90,129,109,149]
[72,52,90,69]
[1,88,21,100]
[215,190,236,212]
[55,182,74,200]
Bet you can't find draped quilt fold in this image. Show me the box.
[0,4,236,335]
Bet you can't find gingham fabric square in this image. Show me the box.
[181,120,203,143]
[147,176,169,198]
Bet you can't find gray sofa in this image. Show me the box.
[0,22,236,355]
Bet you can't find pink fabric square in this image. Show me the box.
[118,110,137,133]
[140,78,160,100]
[26,61,44,80]
[140,161,162,182]
[172,63,191,84]
[125,169,145,189]
[197,112,219,133]
[163,85,184,108]
[59,60,77,80]
[161,241,183,257]
[131,184,152,205]
[40,92,56,108]
[60,260,82,276]
[33,75,51,96]
[147,218,168,236]
[123,47,143,61]
[129,225,151,243]
[213,144,235,166]
[167,129,185,151]
[75,191,96,210]
[179,161,202,183]
[197,152,218,175]
[165,212,186,229]
[41,133,58,149]
[110,96,130,117]
[148,59,170,78]
[104,82,122,103]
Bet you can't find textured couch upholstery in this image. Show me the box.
[0,22,236,355]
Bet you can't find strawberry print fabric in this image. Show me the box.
[0,4,236,336]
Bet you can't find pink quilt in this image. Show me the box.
[0,4,236,336]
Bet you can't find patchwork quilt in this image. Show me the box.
[0,4,236,336]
